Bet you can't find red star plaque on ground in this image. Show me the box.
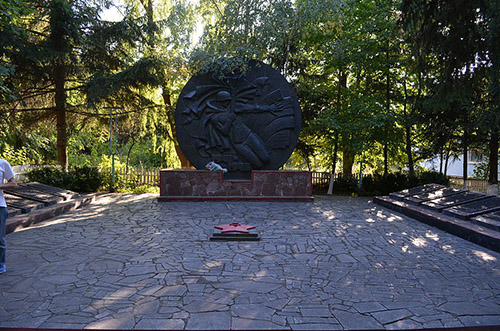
[215,222,256,234]
[210,222,260,241]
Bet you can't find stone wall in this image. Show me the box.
[159,170,313,201]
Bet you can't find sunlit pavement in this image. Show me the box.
[0,194,499,330]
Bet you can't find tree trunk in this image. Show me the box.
[463,131,468,190]
[383,142,388,176]
[384,44,390,176]
[54,60,67,169]
[51,0,69,169]
[444,148,450,176]
[439,149,443,174]
[175,145,191,169]
[489,127,499,195]
[328,71,345,194]
[403,77,414,176]
[126,135,136,173]
[162,91,191,168]
[342,146,355,177]
[327,134,338,195]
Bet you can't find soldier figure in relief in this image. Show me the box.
[206,91,270,168]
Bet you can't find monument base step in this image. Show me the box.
[158,195,313,201]
[159,170,313,201]
[5,182,96,234]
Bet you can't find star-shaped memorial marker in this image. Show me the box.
[214,222,256,234]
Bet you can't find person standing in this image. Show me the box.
[0,159,16,274]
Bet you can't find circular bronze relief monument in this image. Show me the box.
[175,60,301,176]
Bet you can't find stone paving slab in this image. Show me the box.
[0,194,499,330]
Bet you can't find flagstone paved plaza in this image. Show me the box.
[1,194,499,330]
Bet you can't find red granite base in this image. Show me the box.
[158,170,313,201]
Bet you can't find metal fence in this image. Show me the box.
[10,165,494,194]
[311,172,493,194]
[116,168,160,186]
[312,171,332,190]
[116,169,336,188]
[115,169,336,188]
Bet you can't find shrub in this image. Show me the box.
[332,174,358,194]
[418,171,450,186]
[317,170,451,196]
[65,166,104,192]
[26,165,104,192]
[25,166,65,188]
[357,170,450,196]
[117,184,160,194]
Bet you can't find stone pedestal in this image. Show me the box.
[158,170,313,201]
[488,184,499,196]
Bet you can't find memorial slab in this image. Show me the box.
[5,185,64,206]
[6,206,22,217]
[472,210,500,231]
[389,184,444,201]
[403,186,464,205]
[421,191,491,211]
[443,196,500,220]
[24,182,78,200]
[373,195,500,252]
[5,193,46,213]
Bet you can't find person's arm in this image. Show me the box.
[0,177,17,190]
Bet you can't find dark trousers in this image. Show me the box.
[0,207,7,267]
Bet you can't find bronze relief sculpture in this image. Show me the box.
[175,60,301,178]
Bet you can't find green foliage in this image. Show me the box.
[25,166,65,188]
[323,171,450,196]
[1,0,498,182]
[0,145,31,166]
[25,165,105,192]
[117,184,159,194]
[400,0,498,175]
[358,171,450,196]
[68,165,105,192]
[330,175,358,195]
[0,131,56,165]
[472,161,489,180]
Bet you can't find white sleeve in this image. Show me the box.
[3,161,15,181]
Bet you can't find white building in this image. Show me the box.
[421,149,500,179]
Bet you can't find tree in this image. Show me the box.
[135,0,197,168]
[1,0,170,168]
[401,0,498,188]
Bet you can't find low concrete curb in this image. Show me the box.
[6,194,95,234]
